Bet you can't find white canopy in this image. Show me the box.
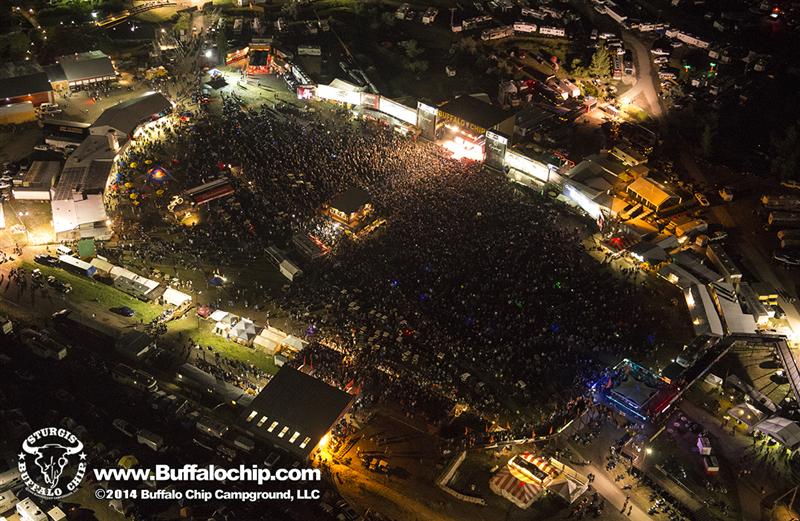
[282,335,306,352]
[229,318,258,344]
[728,402,765,429]
[209,310,230,323]
[163,287,192,307]
[756,417,800,449]
[253,326,288,355]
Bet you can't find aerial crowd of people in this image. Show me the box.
[105,96,683,441]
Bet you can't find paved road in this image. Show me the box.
[569,443,655,521]
[621,31,663,118]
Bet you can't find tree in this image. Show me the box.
[404,60,428,76]
[700,114,718,158]
[4,32,30,59]
[399,40,423,59]
[454,36,479,55]
[770,122,800,181]
[380,12,395,27]
[588,45,612,79]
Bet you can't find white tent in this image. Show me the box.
[548,476,588,504]
[755,417,800,450]
[253,326,288,355]
[229,318,258,345]
[282,335,306,353]
[209,310,230,323]
[163,287,192,307]
[728,402,765,430]
[90,257,115,275]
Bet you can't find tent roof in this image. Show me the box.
[756,417,800,449]
[163,287,192,306]
[728,402,765,426]
[209,310,229,322]
[490,467,541,509]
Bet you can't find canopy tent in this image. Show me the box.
[489,466,542,509]
[282,335,306,353]
[253,326,288,355]
[728,402,765,430]
[209,310,231,323]
[548,476,589,504]
[118,455,139,469]
[490,452,587,509]
[229,318,258,345]
[163,287,192,307]
[755,417,800,450]
[90,256,115,275]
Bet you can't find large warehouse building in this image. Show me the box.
[239,366,353,460]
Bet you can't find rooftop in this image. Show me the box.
[438,95,511,131]
[239,366,353,459]
[329,187,370,215]
[626,177,674,208]
[53,135,116,200]
[57,51,116,82]
[92,92,171,135]
[17,160,61,188]
[0,66,51,99]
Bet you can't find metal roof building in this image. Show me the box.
[55,51,116,87]
[625,177,680,212]
[239,366,353,459]
[91,91,172,137]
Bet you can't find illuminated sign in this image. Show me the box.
[486,130,508,146]
[417,102,437,115]
[296,86,314,100]
[437,111,486,136]
[503,150,549,181]
[378,97,417,124]
[315,84,361,105]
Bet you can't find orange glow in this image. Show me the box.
[441,136,485,161]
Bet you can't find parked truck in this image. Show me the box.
[777,229,800,240]
[196,416,229,439]
[136,430,165,451]
[762,195,800,210]
[769,212,800,228]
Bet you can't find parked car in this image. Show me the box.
[109,306,135,317]
[112,418,137,438]
[47,276,72,293]
[34,254,59,266]
[774,250,800,266]
[694,192,710,207]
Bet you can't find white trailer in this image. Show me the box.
[513,22,538,33]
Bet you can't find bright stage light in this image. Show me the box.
[441,136,485,161]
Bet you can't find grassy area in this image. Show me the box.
[22,261,162,323]
[182,323,279,374]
